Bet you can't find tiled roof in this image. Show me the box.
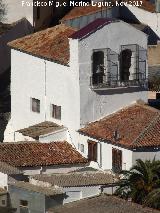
[70,18,114,39]
[9,181,63,196]
[17,121,65,139]
[49,194,160,213]
[0,161,22,175]
[61,5,109,21]
[0,141,87,167]
[0,187,7,195]
[79,104,160,149]
[32,171,116,187]
[8,24,76,66]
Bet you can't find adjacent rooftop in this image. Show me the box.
[0,141,87,167]
[8,24,76,66]
[32,171,116,187]
[17,121,65,139]
[79,104,160,149]
[49,194,160,213]
[9,181,63,196]
[0,161,22,175]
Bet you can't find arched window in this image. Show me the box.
[92,51,105,85]
[120,49,132,81]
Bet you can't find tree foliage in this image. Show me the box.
[115,158,160,209]
[0,0,7,22]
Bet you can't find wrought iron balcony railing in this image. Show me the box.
[90,73,147,90]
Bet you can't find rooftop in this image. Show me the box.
[32,171,116,187]
[0,187,7,195]
[60,5,110,21]
[17,121,65,139]
[79,104,160,149]
[8,24,76,66]
[0,161,22,175]
[9,181,63,196]
[49,194,160,213]
[0,141,87,167]
[70,18,114,39]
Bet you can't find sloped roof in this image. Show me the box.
[9,181,63,196]
[17,121,65,139]
[0,187,7,195]
[0,141,87,167]
[70,18,114,39]
[0,161,22,175]
[49,194,160,213]
[8,24,76,66]
[124,0,155,12]
[79,104,160,149]
[61,5,110,21]
[32,171,116,187]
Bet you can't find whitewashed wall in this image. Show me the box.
[5,49,80,147]
[132,150,160,165]
[77,133,133,170]
[77,21,148,125]
[123,5,160,38]
[0,172,8,189]
[63,186,101,204]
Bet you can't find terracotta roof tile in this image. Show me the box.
[17,121,65,139]
[0,141,87,167]
[32,171,116,187]
[79,104,160,149]
[61,5,109,21]
[8,24,76,66]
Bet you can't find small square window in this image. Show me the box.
[2,200,5,205]
[31,98,40,113]
[20,200,28,207]
[51,104,61,120]
[79,144,84,153]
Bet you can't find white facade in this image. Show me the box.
[5,20,148,171]
[0,172,8,189]
[122,5,160,38]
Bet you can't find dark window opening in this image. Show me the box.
[20,200,29,213]
[31,98,40,113]
[120,49,132,81]
[2,200,5,205]
[92,51,105,85]
[52,104,61,120]
[88,141,97,162]
[112,148,122,173]
[37,6,40,19]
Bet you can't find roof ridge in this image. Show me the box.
[132,114,160,147]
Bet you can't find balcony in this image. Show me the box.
[90,73,147,90]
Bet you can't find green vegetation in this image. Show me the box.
[149,76,160,91]
[115,158,160,209]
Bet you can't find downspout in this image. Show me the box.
[44,61,47,121]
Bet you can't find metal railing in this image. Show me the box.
[90,73,147,89]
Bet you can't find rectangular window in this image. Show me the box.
[31,98,40,113]
[88,141,97,162]
[37,6,40,19]
[112,148,122,173]
[51,104,61,120]
[20,200,29,213]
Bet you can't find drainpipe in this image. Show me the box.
[44,61,47,121]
